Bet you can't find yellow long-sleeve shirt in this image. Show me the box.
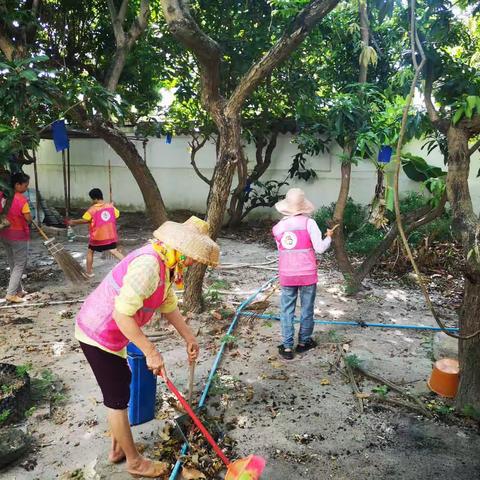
[75,254,178,357]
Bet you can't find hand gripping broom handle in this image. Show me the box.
[31,220,50,242]
[163,376,231,466]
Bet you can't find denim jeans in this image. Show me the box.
[280,284,316,349]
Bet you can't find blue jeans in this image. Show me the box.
[280,284,316,349]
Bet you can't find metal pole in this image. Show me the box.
[108,159,112,203]
[62,149,68,218]
[67,146,71,214]
[33,150,41,225]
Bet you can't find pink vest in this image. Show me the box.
[272,215,317,287]
[76,244,166,351]
[0,192,30,242]
[88,203,118,246]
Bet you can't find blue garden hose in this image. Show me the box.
[168,276,278,480]
[239,311,459,333]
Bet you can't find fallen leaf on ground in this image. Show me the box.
[355,392,370,399]
[320,378,331,386]
[182,466,206,479]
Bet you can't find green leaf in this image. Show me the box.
[19,70,38,81]
[453,107,465,125]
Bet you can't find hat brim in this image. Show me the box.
[153,222,220,267]
[275,198,315,216]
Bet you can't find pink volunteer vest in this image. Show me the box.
[76,243,166,351]
[272,215,317,287]
[0,192,30,241]
[88,203,118,246]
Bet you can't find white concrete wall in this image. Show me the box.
[25,134,480,218]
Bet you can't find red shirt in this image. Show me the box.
[0,192,30,241]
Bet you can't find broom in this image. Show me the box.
[32,221,89,283]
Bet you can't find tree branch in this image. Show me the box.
[127,0,150,48]
[226,0,340,116]
[249,129,279,184]
[107,0,129,45]
[189,135,212,186]
[0,31,14,60]
[160,0,223,110]
[468,138,480,158]
[424,63,449,134]
[105,0,150,92]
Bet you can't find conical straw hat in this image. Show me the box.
[275,187,315,216]
[153,216,220,267]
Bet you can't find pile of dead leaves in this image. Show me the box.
[152,415,235,479]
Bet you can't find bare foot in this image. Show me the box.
[127,457,169,478]
[109,448,126,464]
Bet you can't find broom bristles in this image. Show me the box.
[44,239,89,283]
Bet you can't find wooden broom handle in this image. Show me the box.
[31,220,50,242]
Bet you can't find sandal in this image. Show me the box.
[278,344,294,360]
[128,460,169,478]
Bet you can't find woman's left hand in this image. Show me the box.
[186,338,199,364]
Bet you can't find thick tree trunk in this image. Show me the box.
[457,269,480,411]
[90,122,168,228]
[445,126,480,410]
[183,116,242,312]
[332,153,356,290]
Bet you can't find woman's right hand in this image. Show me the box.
[146,348,167,379]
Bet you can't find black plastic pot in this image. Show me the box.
[0,363,31,425]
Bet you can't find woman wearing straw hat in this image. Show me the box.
[75,216,219,478]
[272,188,334,360]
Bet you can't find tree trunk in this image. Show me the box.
[227,190,246,229]
[183,115,242,312]
[332,153,356,289]
[91,122,168,228]
[444,126,480,411]
[456,269,480,411]
[106,46,128,92]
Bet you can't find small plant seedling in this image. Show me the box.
[15,363,32,377]
[328,330,345,343]
[25,406,36,417]
[345,354,362,369]
[221,334,238,346]
[462,404,480,420]
[426,399,455,416]
[1,384,15,395]
[0,409,11,424]
[372,385,389,397]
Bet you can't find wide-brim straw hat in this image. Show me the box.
[153,216,220,267]
[275,188,315,216]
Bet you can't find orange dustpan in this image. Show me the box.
[164,376,266,479]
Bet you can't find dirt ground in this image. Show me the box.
[0,215,479,480]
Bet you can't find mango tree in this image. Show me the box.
[159,0,341,311]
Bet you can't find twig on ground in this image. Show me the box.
[371,394,428,416]
[354,365,432,417]
[340,348,364,413]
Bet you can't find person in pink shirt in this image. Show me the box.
[0,172,32,303]
[272,188,334,360]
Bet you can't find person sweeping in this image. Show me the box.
[67,188,123,277]
[0,172,32,303]
[272,188,334,360]
[75,216,219,478]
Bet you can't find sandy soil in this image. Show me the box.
[0,218,479,480]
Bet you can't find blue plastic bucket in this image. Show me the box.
[127,343,157,426]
